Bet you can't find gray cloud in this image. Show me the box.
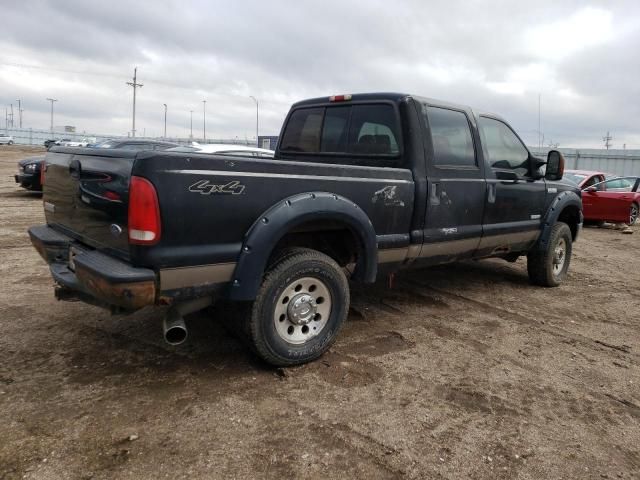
[1,0,638,147]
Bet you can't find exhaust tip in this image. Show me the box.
[164,325,187,345]
[163,309,188,346]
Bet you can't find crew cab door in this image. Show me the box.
[417,104,486,263]
[476,116,546,256]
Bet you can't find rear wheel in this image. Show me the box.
[245,248,349,366]
[629,203,639,226]
[8,140,13,145]
[527,222,573,287]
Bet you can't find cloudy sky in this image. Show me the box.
[1,0,639,147]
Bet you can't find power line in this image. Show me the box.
[126,67,143,137]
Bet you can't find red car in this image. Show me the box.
[564,170,640,225]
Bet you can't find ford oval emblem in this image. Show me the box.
[110,224,123,237]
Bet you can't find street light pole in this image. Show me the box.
[249,96,259,146]
[190,110,193,139]
[46,98,57,135]
[163,103,167,138]
[202,100,207,142]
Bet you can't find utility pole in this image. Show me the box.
[189,110,193,139]
[126,67,143,137]
[9,104,14,128]
[249,96,259,146]
[46,98,57,134]
[16,99,22,128]
[202,100,207,142]
[603,131,612,150]
[163,104,167,138]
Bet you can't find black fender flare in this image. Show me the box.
[536,190,583,251]
[228,192,378,301]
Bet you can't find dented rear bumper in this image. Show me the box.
[28,225,156,311]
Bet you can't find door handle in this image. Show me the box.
[430,182,441,206]
[487,183,496,204]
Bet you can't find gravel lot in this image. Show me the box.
[1,145,638,479]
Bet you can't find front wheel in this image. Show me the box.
[527,222,573,287]
[246,248,349,366]
[7,140,13,145]
[629,203,639,226]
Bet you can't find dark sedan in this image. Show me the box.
[15,156,45,191]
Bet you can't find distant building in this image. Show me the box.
[258,135,278,150]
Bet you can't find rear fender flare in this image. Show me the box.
[228,192,377,301]
[536,191,582,250]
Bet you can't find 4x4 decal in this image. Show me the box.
[189,179,245,195]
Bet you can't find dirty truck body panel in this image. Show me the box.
[29,92,582,314]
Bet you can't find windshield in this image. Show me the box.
[563,173,586,185]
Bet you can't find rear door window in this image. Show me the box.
[425,107,476,167]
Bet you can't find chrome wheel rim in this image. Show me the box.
[552,238,567,275]
[274,277,332,345]
[630,204,638,225]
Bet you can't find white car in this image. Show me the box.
[60,137,97,147]
[0,134,15,145]
[166,142,275,158]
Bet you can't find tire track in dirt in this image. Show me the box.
[403,279,640,364]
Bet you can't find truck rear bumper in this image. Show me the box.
[28,225,156,311]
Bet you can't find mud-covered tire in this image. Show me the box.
[246,248,349,366]
[527,222,572,287]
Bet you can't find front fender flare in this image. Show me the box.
[536,190,582,250]
[228,192,378,301]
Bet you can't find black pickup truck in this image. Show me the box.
[29,93,582,366]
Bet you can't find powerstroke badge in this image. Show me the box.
[189,180,245,195]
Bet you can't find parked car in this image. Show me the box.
[0,134,15,145]
[29,92,582,366]
[44,138,71,150]
[165,143,274,157]
[565,170,639,225]
[14,156,45,191]
[92,139,179,150]
[59,137,97,147]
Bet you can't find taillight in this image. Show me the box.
[40,161,46,186]
[329,94,352,102]
[128,176,161,245]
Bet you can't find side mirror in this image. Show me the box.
[496,170,519,182]
[545,150,565,181]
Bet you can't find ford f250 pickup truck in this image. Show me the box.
[29,93,582,366]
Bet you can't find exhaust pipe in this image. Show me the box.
[163,308,188,345]
[162,297,213,346]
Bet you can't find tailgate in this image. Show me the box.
[43,147,137,259]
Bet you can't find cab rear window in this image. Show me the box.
[280,104,401,162]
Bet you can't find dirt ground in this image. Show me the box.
[0,145,638,480]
